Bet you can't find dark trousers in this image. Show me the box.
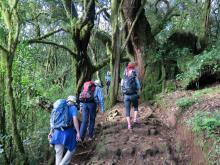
[80,102,97,140]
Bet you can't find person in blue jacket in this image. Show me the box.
[80,80,105,141]
[105,71,111,95]
[48,96,81,165]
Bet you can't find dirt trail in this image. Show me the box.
[71,102,205,165]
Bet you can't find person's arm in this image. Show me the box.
[136,78,141,95]
[120,79,124,92]
[136,78,141,90]
[95,87,105,112]
[70,106,81,141]
[79,102,83,113]
[48,115,54,140]
[73,116,81,141]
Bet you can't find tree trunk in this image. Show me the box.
[217,0,220,39]
[75,51,94,94]
[109,25,121,107]
[0,58,9,164]
[122,0,155,80]
[203,0,211,44]
[122,0,164,100]
[69,0,96,95]
[5,54,29,165]
[108,0,121,107]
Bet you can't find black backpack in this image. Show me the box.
[122,75,138,95]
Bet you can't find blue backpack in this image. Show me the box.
[50,99,72,130]
[122,75,138,95]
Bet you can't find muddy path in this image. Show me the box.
[71,103,206,165]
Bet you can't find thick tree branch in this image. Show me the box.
[0,45,8,54]
[25,28,64,42]
[120,1,145,55]
[12,0,20,10]
[79,0,95,30]
[93,56,130,72]
[96,7,109,17]
[152,6,180,36]
[28,40,77,59]
[93,57,110,72]
[96,0,110,19]
[36,97,53,113]
[61,0,73,19]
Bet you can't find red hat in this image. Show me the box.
[127,63,135,69]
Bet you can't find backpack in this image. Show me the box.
[122,75,138,95]
[79,81,96,102]
[50,99,71,129]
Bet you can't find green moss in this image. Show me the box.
[164,80,176,93]
[141,63,164,100]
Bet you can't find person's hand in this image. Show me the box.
[96,107,100,113]
[76,133,81,142]
[48,132,52,141]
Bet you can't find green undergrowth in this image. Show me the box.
[176,86,220,110]
[193,85,220,97]
[176,43,220,88]
[187,110,220,164]
[176,97,199,110]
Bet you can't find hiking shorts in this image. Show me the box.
[124,94,138,117]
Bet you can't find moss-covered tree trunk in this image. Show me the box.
[122,0,155,79]
[203,0,211,45]
[62,0,96,94]
[75,52,94,94]
[109,0,121,107]
[122,0,164,100]
[0,1,29,163]
[0,55,9,164]
[5,53,29,164]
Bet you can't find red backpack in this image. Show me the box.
[79,81,96,102]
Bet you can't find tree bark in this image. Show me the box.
[109,0,121,107]
[122,0,166,100]
[61,0,96,95]
[0,57,9,164]
[122,0,155,80]
[5,54,29,165]
[203,0,211,44]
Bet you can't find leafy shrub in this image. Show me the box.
[176,97,198,109]
[176,43,220,88]
[187,110,220,163]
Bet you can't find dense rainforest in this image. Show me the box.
[0,0,219,164]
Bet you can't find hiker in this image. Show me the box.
[79,80,105,141]
[48,96,81,165]
[105,71,111,95]
[121,62,141,130]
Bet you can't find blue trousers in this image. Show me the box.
[80,102,97,141]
